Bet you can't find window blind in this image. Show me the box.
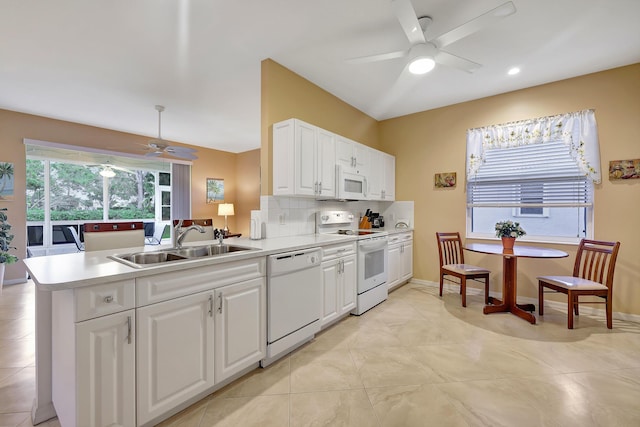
[467,141,592,207]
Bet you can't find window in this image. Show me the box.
[466,110,601,244]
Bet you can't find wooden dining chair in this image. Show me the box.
[538,239,621,329]
[436,232,490,307]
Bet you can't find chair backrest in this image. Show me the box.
[573,239,621,290]
[436,232,465,266]
[67,226,85,251]
[83,221,145,252]
[173,219,215,243]
[152,224,169,242]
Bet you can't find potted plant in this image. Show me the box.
[495,220,526,249]
[0,207,18,293]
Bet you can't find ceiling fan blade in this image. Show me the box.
[391,0,425,45]
[431,1,516,48]
[435,50,482,73]
[144,151,163,158]
[346,50,408,64]
[167,151,198,160]
[165,145,197,153]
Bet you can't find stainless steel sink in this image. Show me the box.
[110,244,257,268]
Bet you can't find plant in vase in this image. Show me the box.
[0,207,19,292]
[495,220,526,249]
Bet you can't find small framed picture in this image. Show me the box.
[434,172,456,188]
[609,159,640,180]
[206,178,224,203]
[0,162,15,201]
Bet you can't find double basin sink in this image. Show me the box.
[110,244,256,268]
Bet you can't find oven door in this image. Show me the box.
[337,166,367,200]
[357,237,388,293]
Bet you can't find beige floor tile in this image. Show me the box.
[199,395,289,427]
[290,349,363,392]
[154,396,209,427]
[0,367,35,413]
[290,389,379,427]
[367,384,469,427]
[0,412,30,427]
[350,346,444,388]
[214,357,290,398]
[0,337,35,368]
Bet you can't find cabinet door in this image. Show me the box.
[367,149,383,200]
[137,291,215,426]
[215,277,266,383]
[401,242,413,281]
[76,310,135,427]
[317,129,336,197]
[335,136,355,171]
[340,254,357,314]
[321,260,339,327]
[387,244,402,290]
[272,119,296,196]
[383,153,395,200]
[294,121,318,196]
[354,143,370,176]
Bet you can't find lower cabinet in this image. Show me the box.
[136,290,215,426]
[76,310,136,427]
[387,232,413,291]
[321,242,357,327]
[214,277,266,383]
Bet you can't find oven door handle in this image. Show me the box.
[359,240,388,251]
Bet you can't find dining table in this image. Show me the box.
[464,243,568,324]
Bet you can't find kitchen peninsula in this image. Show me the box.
[24,232,385,427]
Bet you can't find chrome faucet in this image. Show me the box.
[174,219,205,248]
[218,230,224,245]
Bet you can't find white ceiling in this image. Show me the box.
[1,0,639,154]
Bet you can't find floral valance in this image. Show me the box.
[466,109,601,183]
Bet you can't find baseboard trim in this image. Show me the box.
[407,279,640,324]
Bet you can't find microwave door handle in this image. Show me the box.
[363,176,368,197]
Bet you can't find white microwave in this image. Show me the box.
[336,165,367,200]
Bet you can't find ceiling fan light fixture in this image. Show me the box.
[409,57,435,74]
[100,167,116,178]
[407,43,436,75]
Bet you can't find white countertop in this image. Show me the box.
[23,234,358,291]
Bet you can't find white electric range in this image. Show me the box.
[317,211,388,315]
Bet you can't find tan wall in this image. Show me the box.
[235,149,261,236]
[0,109,255,282]
[379,64,640,316]
[260,59,379,195]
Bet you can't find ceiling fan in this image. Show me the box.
[143,105,198,160]
[348,0,516,75]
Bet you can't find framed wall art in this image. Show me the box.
[434,172,456,188]
[206,178,224,203]
[609,159,640,180]
[0,162,15,201]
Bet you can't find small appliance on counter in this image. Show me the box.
[250,210,262,239]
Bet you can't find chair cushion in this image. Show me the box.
[443,264,489,275]
[538,275,608,291]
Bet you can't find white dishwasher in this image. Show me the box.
[263,247,322,366]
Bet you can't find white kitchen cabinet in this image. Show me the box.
[387,232,413,291]
[367,149,395,201]
[336,135,369,176]
[136,290,215,426]
[321,242,357,327]
[214,277,266,383]
[76,310,136,427]
[51,282,136,427]
[272,118,335,198]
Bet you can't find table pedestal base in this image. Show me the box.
[483,256,537,324]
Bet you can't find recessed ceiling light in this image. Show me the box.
[507,67,521,76]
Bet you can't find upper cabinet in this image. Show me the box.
[273,119,336,198]
[336,135,369,176]
[272,118,394,201]
[367,148,395,201]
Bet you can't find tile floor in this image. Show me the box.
[1,280,640,426]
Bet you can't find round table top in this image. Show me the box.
[464,242,569,259]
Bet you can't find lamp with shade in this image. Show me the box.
[217,203,234,235]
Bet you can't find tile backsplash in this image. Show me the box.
[258,196,414,238]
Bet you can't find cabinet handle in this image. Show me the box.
[208,295,213,317]
[126,316,132,344]
[318,181,321,193]
[218,293,223,314]
[103,295,114,304]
